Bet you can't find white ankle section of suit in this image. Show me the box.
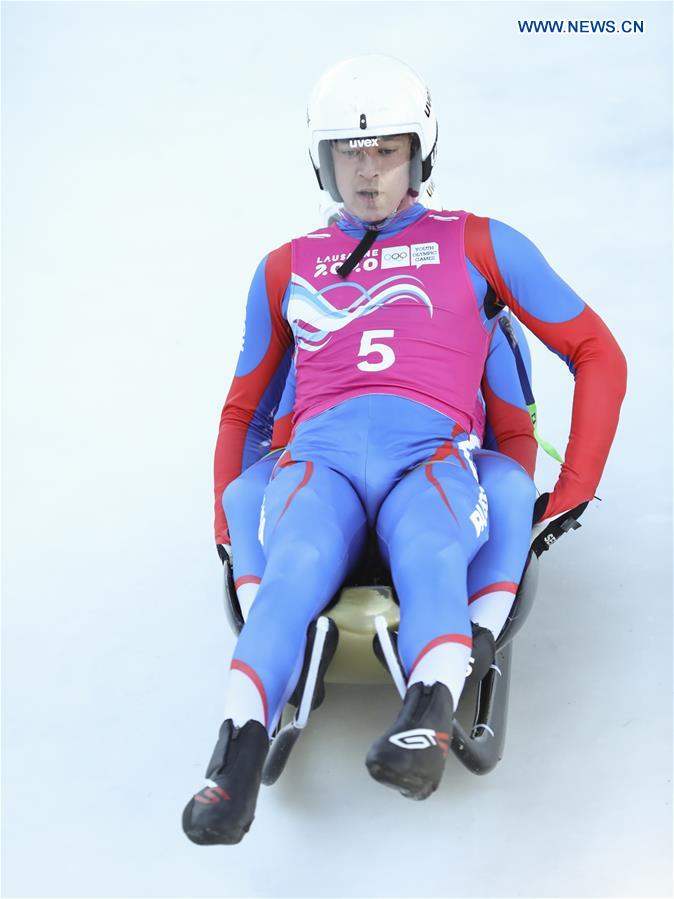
[237,583,260,621]
[223,669,266,729]
[469,590,516,640]
[407,642,472,709]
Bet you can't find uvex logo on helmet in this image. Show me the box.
[349,138,379,148]
[307,55,439,201]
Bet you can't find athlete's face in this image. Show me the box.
[331,134,413,221]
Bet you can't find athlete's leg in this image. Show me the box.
[368,453,489,798]
[376,455,489,708]
[223,452,280,618]
[184,458,367,845]
[468,450,536,640]
[225,457,367,732]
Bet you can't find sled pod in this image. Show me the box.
[450,642,512,774]
[495,549,539,651]
[221,543,540,779]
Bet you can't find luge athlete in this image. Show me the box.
[183,55,626,845]
[221,313,538,645]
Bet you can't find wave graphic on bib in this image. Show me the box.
[288,273,433,353]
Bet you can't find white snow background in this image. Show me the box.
[2,2,672,897]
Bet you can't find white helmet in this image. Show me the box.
[307,55,438,203]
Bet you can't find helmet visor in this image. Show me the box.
[318,133,422,219]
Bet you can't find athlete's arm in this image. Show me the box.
[214,244,293,543]
[465,215,627,520]
[482,318,537,479]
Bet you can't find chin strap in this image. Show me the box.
[336,228,378,279]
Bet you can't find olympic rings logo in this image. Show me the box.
[383,251,409,261]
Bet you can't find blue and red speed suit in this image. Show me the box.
[224,317,537,635]
[213,204,626,729]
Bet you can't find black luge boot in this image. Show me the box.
[182,719,269,846]
[365,682,454,800]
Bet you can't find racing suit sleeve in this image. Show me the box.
[465,215,627,520]
[213,243,293,543]
[482,317,537,479]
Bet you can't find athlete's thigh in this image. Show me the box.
[376,456,488,564]
[235,460,367,718]
[375,457,489,676]
[223,452,279,584]
[259,457,367,599]
[468,450,536,591]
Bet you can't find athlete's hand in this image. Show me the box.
[538,475,597,523]
[531,491,589,557]
[532,492,551,525]
[216,544,232,565]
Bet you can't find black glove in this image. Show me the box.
[533,492,551,525]
[531,494,589,558]
[216,544,232,565]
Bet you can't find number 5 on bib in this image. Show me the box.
[357,329,396,372]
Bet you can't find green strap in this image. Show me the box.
[259,447,285,461]
[527,402,564,463]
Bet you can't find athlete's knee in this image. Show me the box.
[479,456,536,500]
[388,529,467,576]
[223,473,264,517]
[500,464,536,500]
[263,535,325,580]
[488,466,536,520]
[266,513,357,565]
